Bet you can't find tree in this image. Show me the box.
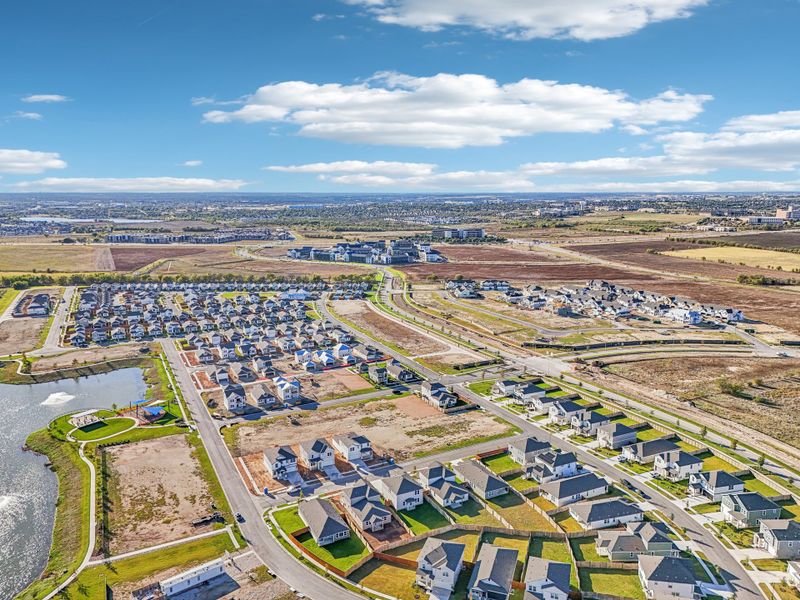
[731,439,738,451]
[757,454,766,468]
[700,426,707,438]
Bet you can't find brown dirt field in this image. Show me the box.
[32,343,147,372]
[196,370,216,390]
[106,434,213,554]
[436,244,567,263]
[706,231,800,250]
[227,394,515,461]
[332,300,450,355]
[605,356,800,447]
[109,245,207,271]
[0,317,47,354]
[93,247,116,271]
[241,453,288,492]
[570,240,782,282]
[398,262,655,283]
[298,368,375,402]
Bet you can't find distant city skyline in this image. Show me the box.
[2,1,799,193]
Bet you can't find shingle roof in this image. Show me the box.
[570,498,642,524]
[469,545,518,595]
[298,498,348,542]
[638,556,696,585]
[419,537,465,572]
[760,520,800,541]
[454,460,508,494]
[541,472,607,500]
[524,558,571,595]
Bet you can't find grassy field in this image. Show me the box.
[349,560,420,600]
[554,511,583,533]
[297,530,370,571]
[70,416,136,441]
[467,379,496,397]
[698,451,739,473]
[0,244,106,273]
[570,537,606,562]
[714,522,755,548]
[481,452,520,474]
[486,493,556,531]
[664,246,800,272]
[578,568,645,600]
[60,533,236,598]
[751,558,787,572]
[693,502,721,514]
[397,502,450,534]
[741,473,779,497]
[503,472,537,494]
[0,288,20,314]
[635,426,666,441]
[445,498,502,527]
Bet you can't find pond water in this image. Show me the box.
[0,368,147,600]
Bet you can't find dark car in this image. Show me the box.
[235,512,245,523]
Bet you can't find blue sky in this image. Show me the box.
[2,0,800,193]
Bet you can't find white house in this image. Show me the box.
[298,438,335,471]
[416,537,465,595]
[263,445,297,480]
[523,558,571,600]
[653,450,703,482]
[332,432,373,461]
[374,474,423,511]
[159,559,225,597]
[638,556,699,600]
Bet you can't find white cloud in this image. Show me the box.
[534,179,800,193]
[203,72,710,148]
[521,156,707,178]
[11,111,43,121]
[266,160,436,176]
[0,148,66,174]
[13,177,247,192]
[21,94,70,103]
[342,0,708,41]
[723,109,800,133]
[182,160,203,167]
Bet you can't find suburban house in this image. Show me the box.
[754,520,800,559]
[468,544,518,600]
[597,422,638,449]
[368,365,388,385]
[514,382,548,405]
[549,400,588,426]
[273,376,302,404]
[454,460,509,501]
[638,556,700,600]
[653,450,703,482]
[569,498,644,530]
[526,451,579,483]
[528,395,560,415]
[222,383,246,411]
[418,463,469,509]
[622,439,680,465]
[721,492,782,528]
[341,479,393,532]
[596,522,678,561]
[248,383,278,409]
[508,436,550,467]
[416,537,465,597]
[374,474,424,511]
[571,410,611,436]
[688,470,745,501]
[298,498,350,547]
[263,445,298,480]
[540,472,608,508]
[332,432,373,461]
[493,379,522,396]
[386,360,415,382]
[298,438,335,471]
[421,381,458,410]
[213,367,230,385]
[523,558,571,600]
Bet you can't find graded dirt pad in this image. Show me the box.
[605,356,800,447]
[398,262,653,283]
[436,244,567,263]
[93,246,116,271]
[570,240,781,282]
[106,434,213,554]
[332,300,449,355]
[0,317,48,354]
[298,368,374,402]
[228,394,514,461]
[31,343,147,372]
[638,279,800,335]
[417,352,483,370]
[109,245,207,271]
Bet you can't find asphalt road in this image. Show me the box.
[160,340,366,600]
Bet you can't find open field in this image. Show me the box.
[578,568,645,600]
[566,211,700,227]
[349,560,420,600]
[109,245,207,271]
[606,356,800,446]
[30,343,149,372]
[416,351,485,373]
[332,299,450,355]
[665,246,800,272]
[436,244,569,264]
[399,261,656,283]
[0,244,113,273]
[106,433,213,554]
[706,231,800,250]
[295,368,375,402]
[224,394,518,461]
[0,316,49,354]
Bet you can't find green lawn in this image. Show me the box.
[71,417,136,441]
[693,502,721,514]
[593,446,622,458]
[349,560,421,600]
[621,460,652,475]
[0,288,20,315]
[635,427,666,442]
[676,439,701,452]
[297,530,370,571]
[531,494,556,512]
[649,477,690,498]
[445,497,502,527]
[773,582,800,600]
[713,522,755,548]
[486,492,556,531]
[273,506,306,535]
[570,537,607,562]
[481,533,530,580]
[595,406,616,416]
[384,537,428,560]
[612,416,643,427]
[779,501,800,522]
[554,512,583,534]
[439,530,481,562]
[751,558,788,572]
[530,537,578,590]
[467,380,496,397]
[503,472,537,494]
[741,473,779,497]
[697,451,739,473]
[579,568,645,600]
[61,533,236,599]
[397,501,450,534]
[570,433,596,445]
[481,451,521,474]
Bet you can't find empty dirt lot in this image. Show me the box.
[398,261,655,283]
[109,245,208,271]
[295,368,375,402]
[226,394,517,461]
[0,317,48,354]
[332,300,450,355]
[0,244,110,273]
[605,356,800,448]
[105,434,214,554]
[436,244,568,263]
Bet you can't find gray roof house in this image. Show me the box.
[523,558,571,600]
[341,479,393,532]
[596,422,638,450]
[653,450,703,482]
[688,470,745,502]
[374,474,423,511]
[419,463,469,509]
[540,472,608,508]
[597,522,678,562]
[298,498,350,547]
[722,492,782,529]
[416,537,466,594]
[468,544,518,600]
[454,460,509,501]
[622,438,680,464]
[569,498,644,530]
[638,556,700,600]
[508,436,551,467]
[754,520,800,559]
[526,451,579,483]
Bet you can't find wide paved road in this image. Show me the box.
[160,340,366,600]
